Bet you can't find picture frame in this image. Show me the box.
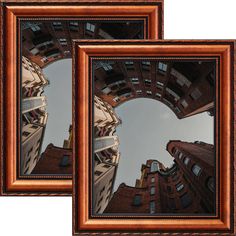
[0,0,163,196]
[73,40,235,235]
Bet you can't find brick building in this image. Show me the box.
[31,143,72,175]
[94,60,215,119]
[21,21,143,68]
[104,141,215,214]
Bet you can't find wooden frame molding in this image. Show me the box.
[0,1,163,196]
[73,40,235,235]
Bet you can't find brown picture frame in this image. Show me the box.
[73,40,235,235]
[0,0,163,196]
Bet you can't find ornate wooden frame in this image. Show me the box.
[0,1,163,196]
[73,40,235,235]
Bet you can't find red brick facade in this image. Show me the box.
[94,60,215,119]
[104,141,215,214]
[22,21,143,68]
[31,143,72,175]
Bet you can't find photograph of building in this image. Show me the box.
[104,141,215,214]
[92,59,216,215]
[20,20,144,176]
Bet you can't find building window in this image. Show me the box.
[133,194,142,206]
[113,96,120,102]
[146,91,152,96]
[136,90,142,95]
[101,86,112,94]
[158,62,168,72]
[102,63,113,72]
[141,61,151,71]
[94,170,103,176]
[86,23,95,32]
[22,131,30,137]
[178,152,183,159]
[31,125,39,129]
[150,186,155,195]
[150,161,159,172]
[175,106,181,113]
[171,68,191,87]
[180,99,188,108]
[149,201,155,214]
[24,167,29,174]
[59,38,67,46]
[156,92,161,98]
[145,79,152,86]
[151,177,155,183]
[30,24,41,32]
[157,81,164,88]
[192,164,202,176]
[206,177,215,192]
[52,22,63,30]
[183,157,190,166]
[100,186,105,195]
[176,182,184,192]
[190,88,202,100]
[125,61,134,70]
[180,193,192,208]
[102,164,110,169]
[69,22,79,31]
[131,78,139,84]
[166,87,180,101]
[98,196,103,206]
[59,155,70,167]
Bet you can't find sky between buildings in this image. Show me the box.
[40,59,213,191]
[41,59,72,152]
[114,98,214,190]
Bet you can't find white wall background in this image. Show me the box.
[0,0,235,235]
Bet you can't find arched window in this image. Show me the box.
[150,161,159,172]
[133,194,142,206]
[206,177,215,192]
[191,164,202,176]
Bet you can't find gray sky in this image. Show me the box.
[40,59,213,191]
[114,98,213,190]
[41,59,72,152]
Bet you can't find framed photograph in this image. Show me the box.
[73,40,235,235]
[0,0,163,195]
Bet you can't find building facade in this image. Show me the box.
[31,143,72,175]
[93,95,121,213]
[22,56,49,97]
[22,21,143,68]
[21,56,49,175]
[21,122,47,175]
[104,141,215,214]
[94,60,215,119]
